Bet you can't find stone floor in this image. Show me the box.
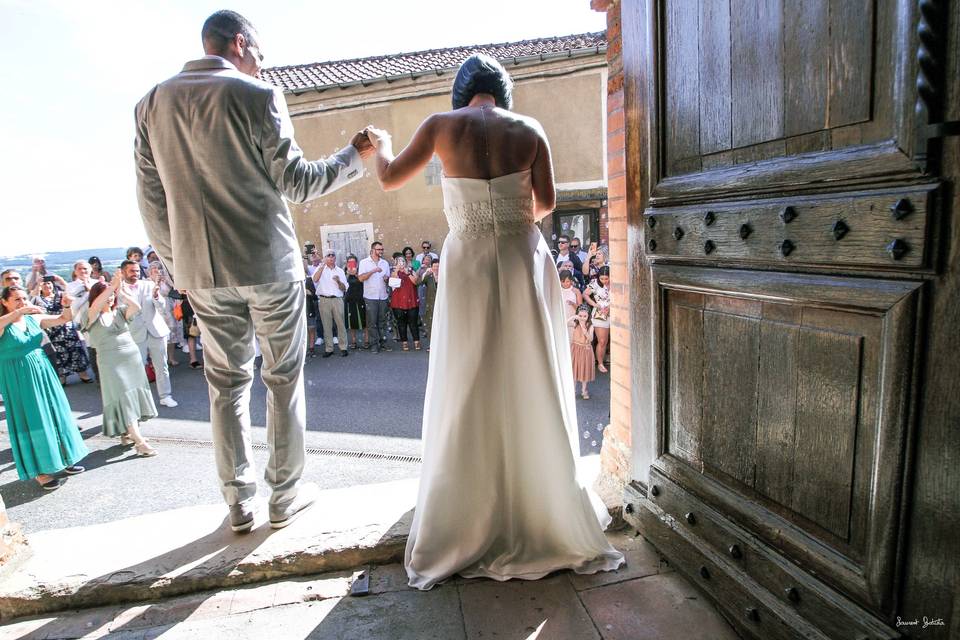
[1,530,741,640]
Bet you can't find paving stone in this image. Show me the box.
[459,574,600,640]
[303,587,465,639]
[568,530,663,591]
[101,584,465,640]
[104,601,339,640]
[0,607,120,639]
[578,572,739,640]
[271,573,352,607]
[368,562,414,595]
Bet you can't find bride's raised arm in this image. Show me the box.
[368,116,439,191]
[530,122,557,220]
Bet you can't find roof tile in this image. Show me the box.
[261,31,606,92]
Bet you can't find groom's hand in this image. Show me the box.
[351,130,375,159]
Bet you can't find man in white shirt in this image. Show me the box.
[358,241,392,353]
[122,259,178,407]
[311,250,349,358]
[415,240,439,265]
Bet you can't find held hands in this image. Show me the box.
[351,129,376,159]
[363,126,391,152]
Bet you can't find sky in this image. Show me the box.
[0,0,606,257]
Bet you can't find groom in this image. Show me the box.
[134,10,374,532]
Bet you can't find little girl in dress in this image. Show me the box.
[559,269,582,337]
[568,305,595,399]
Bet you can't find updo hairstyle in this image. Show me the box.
[451,54,514,110]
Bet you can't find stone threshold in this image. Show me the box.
[0,478,418,621]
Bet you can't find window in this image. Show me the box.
[553,210,598,251]
[424,155,442,186]
[319,223,375,266]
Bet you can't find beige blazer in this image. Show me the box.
[134,56,364,290]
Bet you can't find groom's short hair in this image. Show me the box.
[202,10,258,55]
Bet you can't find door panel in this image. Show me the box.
[730,0,784,149]
[654,0,919,201]
[792,325,861,539]
[653,266,920,618]
[700,310,759,487]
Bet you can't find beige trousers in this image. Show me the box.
[188,281,306,507]
[317,296,347,353]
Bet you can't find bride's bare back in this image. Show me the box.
[433,106,539,178]
[370,96,556,218]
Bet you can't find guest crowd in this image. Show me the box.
[0,246,183,489]
[302,233,612,400]
[0,233,611,491]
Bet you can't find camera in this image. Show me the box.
[42,275,56,283]
[303,242,316,258]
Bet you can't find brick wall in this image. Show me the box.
[591,0,632,506]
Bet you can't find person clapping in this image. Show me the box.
[389,256,421,351]
[32,278,92,385]
[83,271,159,456]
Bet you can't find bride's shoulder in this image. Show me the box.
[502,111,546,137]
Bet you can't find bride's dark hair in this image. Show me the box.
[451,54,513,110]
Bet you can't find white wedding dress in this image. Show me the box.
[405,168,625,590]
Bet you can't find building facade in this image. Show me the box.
[261,32,608,261]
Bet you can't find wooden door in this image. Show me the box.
[620,1,959,638]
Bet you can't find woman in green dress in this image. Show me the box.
[84,272,158,457]
[0,285,89,490]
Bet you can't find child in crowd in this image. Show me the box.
[568,305,595,400]
[559,269,582,337]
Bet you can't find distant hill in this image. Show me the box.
[1,247,128,279]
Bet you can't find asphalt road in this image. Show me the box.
[0,337,610,533]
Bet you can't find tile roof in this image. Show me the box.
[262,31,606,93]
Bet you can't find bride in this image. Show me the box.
[365,54,624,590]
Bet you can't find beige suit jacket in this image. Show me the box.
[134,56,363,290]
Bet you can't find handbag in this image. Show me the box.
[145,361,156,383]
[172,301,183,321]
[188,318,201,337]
